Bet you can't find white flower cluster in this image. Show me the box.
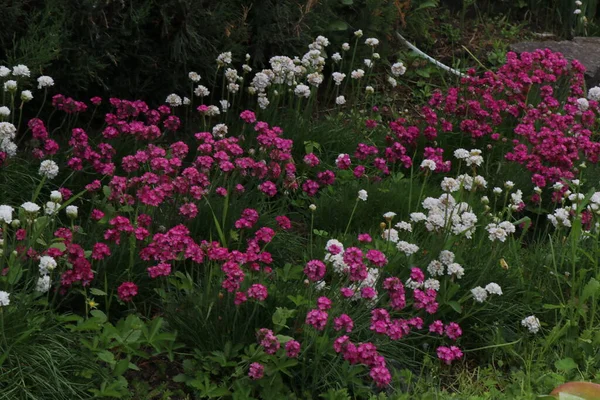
[471,282,503,303]
[420,194,478,238]
[165,93,182,107]
[521,315,541,333]
[454,148,484,167]
[396,240,419,256]
[39,160,59,179]
[391,62,406,76]
[0,290,9,306]
[547,207,572,228]
[0,122,17,157]
[485,221,516,242]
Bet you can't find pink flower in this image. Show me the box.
[234,291,247,305]
[92,243,111,260]
[259,181,277,197]
[437,346,463,365]
[305,309,328,331]
[370,366,391,387]
[117,282,138,302]
[248,362,264,380]
[285,340,301,358]
[304,260,326,281]
[303,153,320,167]
[429,320,444,335]
[361,286,377,299]
[275,215,291,230]
[240,110,257,124]
[334,314,354,333]
[445,322,462,340]
[247,284,268,301]
[317,296,332,310]
[358,233,372,243]
[366,249,387,267]
[340,287,355,298]
[179,203,198,219]
[147,262,172,278]
[410,267,425,283]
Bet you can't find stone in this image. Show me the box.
[510,37,600,87]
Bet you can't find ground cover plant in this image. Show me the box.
[3,15,600,400]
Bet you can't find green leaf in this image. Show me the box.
[272,308,296,330]
[416,0,439,10]
[113,358,129,376]
[340,0,353,4]
[49,242,67,252]
[447,300,462,314]
[275,335,294,344]
[581,278,600,303]
[555,357,578,372]
[327,20,348,31]
[89,288,108,296]
[97,350,115,364]
[103,185,112,199]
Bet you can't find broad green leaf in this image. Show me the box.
[554,357,577,372]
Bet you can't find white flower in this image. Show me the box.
[212,123,228,138]
[576,0,583,5]
[0,291,10,306]
[521,315,541,334]
[365,86,374,94]
[294,84,311,98]
[577,97,589,112]
[365,38,379,47]
[257,96,270,109]
[485,282,503,296]
[354,30,363,37]
[4,80,17,92]
[242,64,252,73]
[220,100,230,112]
[36,275,51,293]
[395,221,412,232]
[420,159,437,171]
[315,281,326,291]
[493,187,503,195]
[548,207,571,228]
[183,97,190,105]
[588,86,600,101]
[21,202,40,213]
[0,107,9,117]
[351,69,365,79]
[165,93,182,107]
[439,250,455,265]
[342,43,350,51]
[571,179,581,186]
[397,241,419,256]
[410,212,427,223]
[382,228,399,243]
[335,95,346,105]
[39,160,59,179]
[188,71,201,82]
[12,64,30,77]
[224,68,238,83]
[364,59,372,68]
[441,177,460,192]
[454,148,469,159]
[216,52,233,66]
[332,72,346,85]
[309,204,317,211]
[37,76,54,89]
[574,8,582,14]
[447,263,464,279]
[20,90,33,102]
[227,82,240,93]
[49,190,62,203]
[66,205,78,219]
[427,260,445,276]
[552,182,564,191]
[383,212,397,220]
[466,149,484,166]
[0,205,14,224]
[44,201,59,216]
[194,85,210,97]
[504,181,515,189]
[0,66,10,77]
[471,286,488,303]
[358,189,368,201]
[39,256,57,274]
[424,278,440,291]
[391,62,407,76]
[307,72,324,87]
[387,76,397,87]
[331,53,342,62]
